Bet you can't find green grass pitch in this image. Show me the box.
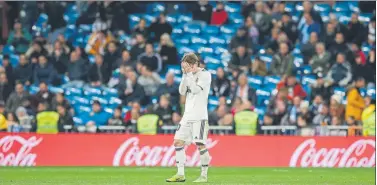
[0,167,374,185]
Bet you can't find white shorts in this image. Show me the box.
[174,119,209,145]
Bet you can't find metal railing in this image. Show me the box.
[260,125,364,136]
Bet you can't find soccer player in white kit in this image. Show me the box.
[166,53,211,183]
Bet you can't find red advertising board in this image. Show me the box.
[0,133,375,167]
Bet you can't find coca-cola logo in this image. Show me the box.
[290,139,375,167]
[113,137,218,167]
[0,135,42,166]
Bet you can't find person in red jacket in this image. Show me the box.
[276,75,307,101]
[211,2,228,25]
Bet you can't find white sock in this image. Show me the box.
[199,148,210,177]
[175,146,186,176]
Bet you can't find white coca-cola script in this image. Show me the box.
[0,135,42,166]
[289,139,375,167]
[113,137,218,167]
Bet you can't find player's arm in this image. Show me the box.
[185,71,211,94]
[179,74,188,95]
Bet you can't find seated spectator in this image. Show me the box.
[277,75,307,101]
[365,50,376,86]
[15,106,33,129]
[309,42,331,75]
[137,65,161,96]
[115,50,134,71]
[347,13,366,46]
[0,102,6,132]
[85,30,114,55]
[7,21,32,54]
[66,51,88,87]
[124,102,142,126]
[56,34,72,54]
[82,100,109,132]
[211,67,231,97]
[325,53,352,88]
[88,54,111,86]
[244,16,259,45]
[130,34,146,62]
[328,13,348,40]
[298,1,323,27]
[330,94,345,118]
[312,103,331,126]
[346,77,366,121]
[299,13,320,44]
[108,106,125,126]
[346,116,362,136]
[250,56,267,76]
[2,55,14,85]
[0,73,12,103]
[132,18,148,38]
[104,41,120,74]
[231,73,256,105]
[120,71,146,106]
[155,72,179,105]
[57,104,73,132]
[330,116,344,126]
[229,27,252,52]
[310,73,331,100]
[159,33,178,68]
[250,2,272,42]
[6,83,29,113]
[351,43,367,66]
[147,94,174,125]
[208,104,233,126]
[51,92,71,112]
[230,45,252,71]
[14,54,32,85]
[7,112,22,133]
[281,96,302,125]
[33,55,57,85]
[192,0,213,24]
[322,22,336,49]
[264,28,280,53]
[33,82,54,108]
[230,97,253,116]
[25,41,48,62]
[329,33,352,62]
[301,32,318,63]
[298,101,312,126]
[352,54,368,81]
[50,41,69,75]
[148,12,172,42]
[280,12,298,43]
[310,94,323,116]
[138,43,162,72]
[211,1,228,25]
[270,42,294,76]
[267,89,288,125]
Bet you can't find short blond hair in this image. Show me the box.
[181,52,199,65]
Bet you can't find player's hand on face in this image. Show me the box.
[181,62,190,73]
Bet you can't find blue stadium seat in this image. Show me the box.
[224,3,241,13]
[49,86,64,94]
[220,25,237,35]
[333,2,350,12]
[208,35,226,45]
[2,45,15,55]
[166,65,181,75]
[129,14,142,28]
[190,35,208,45]
[64,87,82,97]
[223,34,233,44]
[333,87,347,97]
[36,13,48,26]
[104,107,114,115]
[248,76,263,89]
[359,13,373,23]
[320,12,330,23]
[264,76,281,86]
[9,54,19,67]
[166,14,178,25]
[72,96,90,106]
[348,2,359,12]
[254,106,267,120]
[214,45,228,55]
[204,56,221,65]
[302,84,311,100]
[256,89,271,106]
[228,13,244,24]
[295,3,303,12]
[293,54,304,68]
[177,14,193,24]
[184,21,205,34]
[175,37,190,45]
[360,88,367,97]
[198,46,214,56]
[122,107,131,115]
[206,63,221,75]
[144,13,158,24]
[63,11,79,25]
[73,116,83,125]
[91,96,108,105]
[301,75,317,86]
[75,105,91,116]
[173,4,187,13]
[284,3,295,13]
[208,96,219,107]
[296,65,312,75]
[28,85,40,94]
[64,24,76,40]
[146,2,165,13]
[203,25,220,35]
[103,87,118,98]
[84,87,102,97]
[314,3,331,12]
[367,88,376,99]
[178,46,195,56]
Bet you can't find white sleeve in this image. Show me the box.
[185,71,211,94]
[179,74,188,95]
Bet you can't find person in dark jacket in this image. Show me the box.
[230,73,257,106]
[148,12,172,42]
[365,50,376,85]
[328,13,348,38]
[33,55,57,85]
[67,51,88,82]
[51,92,71,112]
[280,12,298,43]
[211,67,231,97]
[115,50,134,70]
[5,83,29,113]
[229,27,252,52]
[14,54,32,85]
[301,32,319,64]
[1,55,14,86]
[192,0,213,24]
[329,33,353,62]
[155,72,179,106]
[250,2,272,43]
[104,41,120,74]
[325,53,352,87]
[119,70,146,106]
[88,54,111,86]
[147,94,174,125]
[57,104,73,132]
[352,54,368,81]
[33,82,55,107]
[26,41,48,63]
[347,13,366,45]
[130,34,146,61]
[230,45,252,72]
[211,1,228,25]
[159,33,178,68]
[138,43,162,72]
[50,41,69,75]
[132,19,148,38]
[0,73,12,103]
[322,22,337,49]
[108,106,125,126]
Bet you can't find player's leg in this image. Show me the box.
[166,122,191,182]
[192,120,210,183]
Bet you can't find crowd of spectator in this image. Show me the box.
[0,1,375,136]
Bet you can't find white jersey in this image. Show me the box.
[179,68,211,121]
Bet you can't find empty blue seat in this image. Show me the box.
[49,86,64,94]
[178,46,195,56]
[248,76,263,89]
[256,89,271,106]
[264,76,281,86]
[333,87,347,97]
[225,3,241,13]
[259,54,273,63]
[184,21,204,34]
[208,96,219,106]
[175,37,190,45]
[144,13,158,24]
[75,105,91,116]
[295,3,303,12]
[301,75,317,86]
[348,2,359,12]
[84,87,102,97]
[228,13,244,24]
[367,88,376,99]
[91,96,108,105]
[166,65,181,75]
[104,108,114,115]
[73,116,83,125]
[72,96,90,106]
[302,84,311,100]
[190,35,208,45]
[178,14,193,24]
[203,25,220,35]
[173,4,187,12]
[166,14,178,25]
[204,56,221,65]
[320,12,330,23]
[214,45,228,55]
[103,87,118,97]
[296,65,312,75]
[65,87,82,96]
[314,3,331,12]
[10,54,19,67]
[254,106,267,118]
[208,35,226,45]
[36,13,48,26]
[206,63,221,75]
[333,2,350,12]
[63,11,78,25]
[198,46,214,55]
[146,2,165,13]
[359,13,373,23]
[2,45,15,55]
[220,25,237,35]
[28,85,40,94]
[293,54,304,68]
